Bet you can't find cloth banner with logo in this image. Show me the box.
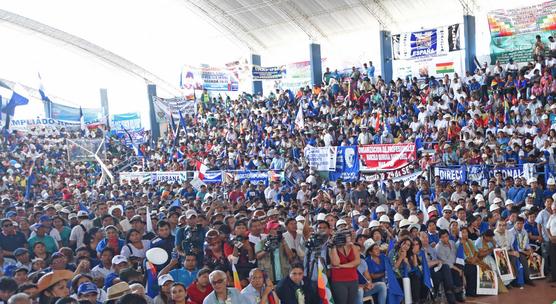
[11,118,81,133]
[329,146,359,182]
[361,162,420,182]
[358,143,416,172]
[433,166,466,183]
[153,96,197,122]
[487,1,556,63]
[391,24,462,60]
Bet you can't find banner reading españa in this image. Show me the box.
[358,143,417,172]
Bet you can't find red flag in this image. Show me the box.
[195,160,208,180]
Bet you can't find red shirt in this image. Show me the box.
[330,246,358,282]
[187,281,213,304]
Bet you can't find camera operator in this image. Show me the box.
[223,220,256,286]
[175,209,206,265]
[328,219,360,304]
[255,221,293,283]
[302,215,331,303]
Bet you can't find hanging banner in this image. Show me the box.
[465,165,487,184]
[111,113,142,130]
[150,172,189,183]
[152,96,197,122]
[329,146,359,182]
[487,1,556,63]
[203,171,223,184]
[361,162,418,182]
[358,143,416,172]
[235,171,269,186]
[392,49,465,79]
[51,102,101,123]
[252,66,285,80]
[119,172,152,183]
[489,166,524,179]
[304,146,337,171]
[11,118,80,132]
[433,166,465,182]
[180,64,239,92]
[392,24,462,60]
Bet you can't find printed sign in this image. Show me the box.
[358,143,416,172]
[252,66,285,80]
[392,24,462,60]
[329,146,359,182]
[305,146,337,172]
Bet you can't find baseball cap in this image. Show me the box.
[394,213,404,222]
[5,211,16,218]
[129,215,143,223]
[376,206,386,213]
[379,215,390,223]
[39,215,51,222]
[358,215,368,223]
[443,205,453,212]
[78,282,98,295]
[368,220,380,228]
[267,209,279,217]
[335,219,348,228]
[427,206,437,213]
[295,215,305,222]
[185,210,198,219]
[111,255,128,265]
[158,274,174,286]
[399,219,410,229]
[489,204,500,212]
[77,211,89,218]
[14,248,29,257]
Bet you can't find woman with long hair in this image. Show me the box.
[84,227,103,258]
[407,238,430,304]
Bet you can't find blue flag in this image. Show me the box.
[420,250,433,290]
[512,238,525,286]
[24,164,36,201]
[385,258,404,304]
[170,199,181,208]
[388,239,396,253]
[456,243,465,266]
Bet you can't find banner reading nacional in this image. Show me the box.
[358,143,416,172]
[391,24,462,60]
[252,66,285,80]
[487,1,556,63]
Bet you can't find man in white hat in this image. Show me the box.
[436,205,453,231]
[544,178,556,199]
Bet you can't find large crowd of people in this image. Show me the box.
[1,37,556,304]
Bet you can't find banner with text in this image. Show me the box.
[392,24,462,60]
[51,102,101,123]
[487,1,556,63]
[329,146,359,182]
[252,66,285,80]
[11,118,81,133]
[361,162,418,182]
[359,143,416,172]
[305,146,338,171]
[180,64,239,92]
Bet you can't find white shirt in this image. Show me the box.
[283,231,305,258]
[69,223,87,249]
[548,214,556,237]
[121,240,151,259]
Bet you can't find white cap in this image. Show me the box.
[525,139,532,145]
[443,205,453,212]
[336,219,348,228]
[399,219,410,228]
[394,213,404,222]
[542,114,549,120]
[350,210,361,217]
[376,206,386,213]
[454,205,464,212]
[358,215,368,223]
[475,194,485,202]
[316,213,326,221]
[427,206,437,213]
[158,274,174,286]
[267,209,279,217]
[493,197,502,204]
[111,255,128,265]
[295,215,305,222]
[379,215,390,223]
[527,177,537,185]
[185,209,198,218]
[77,211,89,218]
[409,224,421,231]
[548,178,556,186]
[408,215,419,224]
[505,199,514,206]
[489,204,500,212]
[368,220,380,228]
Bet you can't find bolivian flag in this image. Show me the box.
[436,62,454,74]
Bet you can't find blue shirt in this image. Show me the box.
[169,268,198,288]
[365,254,385,282]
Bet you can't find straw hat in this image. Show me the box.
[106,282,131,301]
[37,270,73,293]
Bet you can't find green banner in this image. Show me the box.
[490,31,554,64]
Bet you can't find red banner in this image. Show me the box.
[358,143,416,172]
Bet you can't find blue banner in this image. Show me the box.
[410,29,438,58]
[111,112,141,130]
[329,146,359,182]
[489,166,523,179]
[51,102,100,123]
[252,66,285,80]
[465,165,487,184]
[203,171,223,184]
[433,166,465,182]
[235,171,269,186]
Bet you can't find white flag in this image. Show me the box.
[295,101,304,130]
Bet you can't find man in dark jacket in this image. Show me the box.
[276,264,309,304]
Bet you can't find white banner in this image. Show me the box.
[11,118,81,133]
[152,96,197,122]
[392,24,462,60]
[304,146,337,171]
